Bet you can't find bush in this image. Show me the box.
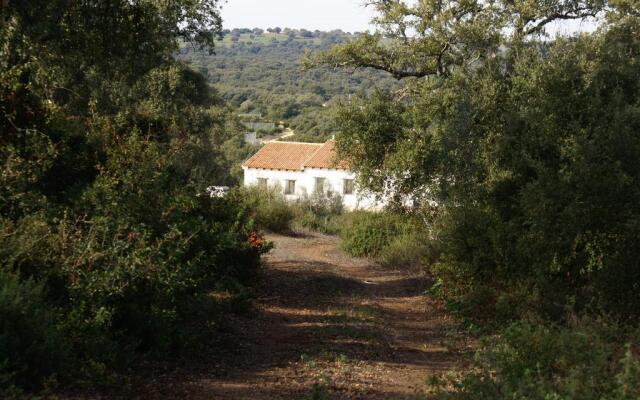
[292,192,344,234]
[340,211,430,264]
[428,317,640,400]
[0,269,69,395]
[340,212,401,257]
[236,186,295,233]
[0,136,266,394]
[238,187,347,235]
[1,3,261,395]
[379,233,433,268]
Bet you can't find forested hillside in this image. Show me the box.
[178,29,399,142]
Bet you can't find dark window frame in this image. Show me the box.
[343,179,354,195]
[285,179,296,195]
[315,177,325,194]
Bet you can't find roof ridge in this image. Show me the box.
[301,140,350,171]
[269,141,323,145]
[242,140,331,171]
[301,142,326,168]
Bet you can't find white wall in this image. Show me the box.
[243,166,385,211]
[243,132,260,145]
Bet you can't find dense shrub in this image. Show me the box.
[428,317,640,400]
[293,192,344,234]
[340,212,401,257]
[0,2,263,392]
[237,187,347,235]
[237,186,295,233]
[379,233,433,268]
[325,1,640,324]
[0,134,266,392]
[0,269,69,396]
[339,211,432,267]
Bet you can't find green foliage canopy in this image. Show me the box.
[1,0,263,394]
[313,1,640,317]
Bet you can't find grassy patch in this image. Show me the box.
[330,305,381,323]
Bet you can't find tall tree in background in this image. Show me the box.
[1,0,229,203]
[313,0,640,318]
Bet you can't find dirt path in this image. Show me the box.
[135,233,461,399]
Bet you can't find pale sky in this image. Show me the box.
[220,0,599,35]
[220,0,376,32]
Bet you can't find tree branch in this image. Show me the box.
[335,60,436,79]
[524,8,598,36]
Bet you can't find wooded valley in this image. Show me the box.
[178,29,400,142]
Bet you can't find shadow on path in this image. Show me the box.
[128,233,462,400]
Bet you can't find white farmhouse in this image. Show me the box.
[242,140,384,210]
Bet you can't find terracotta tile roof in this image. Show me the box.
[242,142,323,171]
[242,140,351,171]
[303,140,350,170]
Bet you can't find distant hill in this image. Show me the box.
[178,29,399,142]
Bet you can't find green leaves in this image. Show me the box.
[428,318,640,400]
[334,90,407,193]
[320,1,640,319]
[0,0,261,393]
[310,0,607,82]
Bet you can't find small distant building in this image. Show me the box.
[242,140,385,210]
[238,112,263,119]
[242,121,276,131]
[243,132,260,145]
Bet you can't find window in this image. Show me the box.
[257,178,267,187]
[343,179,354,195]
[284,180,296,195]
[314,177,325,194]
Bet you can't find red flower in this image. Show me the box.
[248,231,263,249]
[127,232,139,242]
